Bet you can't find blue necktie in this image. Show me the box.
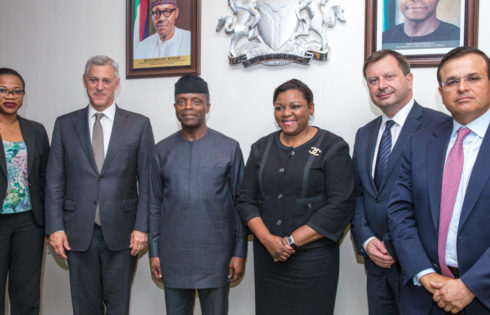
[374,120,395,190]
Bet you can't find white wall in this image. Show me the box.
[0,1,489,314]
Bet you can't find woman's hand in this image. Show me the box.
[262,234,295,262]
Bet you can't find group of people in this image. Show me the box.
[0,46,489,315]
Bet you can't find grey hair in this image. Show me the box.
[83,55,120,81]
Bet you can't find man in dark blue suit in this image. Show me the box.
[388,47,490,314]
[351,49,447,314]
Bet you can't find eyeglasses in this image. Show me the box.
[440,74,489,89]
[0,88,25,97]
[151,8,176,19]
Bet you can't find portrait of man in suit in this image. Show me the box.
[45,55,154,315]
[351,49,447,314]
[382,0,460,50]
[388,46,490,314]
[148,74,247,315]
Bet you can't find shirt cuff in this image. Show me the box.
[362,236,376,251]
[413,268,435,286]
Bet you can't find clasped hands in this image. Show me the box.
[420,272,475,314]
[262,234,296,262]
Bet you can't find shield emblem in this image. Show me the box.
[256,0,298,50]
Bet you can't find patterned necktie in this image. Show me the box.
[374,120,395,190]
[438,127,471,278]
[92,113,104,225]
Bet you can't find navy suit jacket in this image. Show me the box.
[351,102,448,275]
[45,106,154,251]
[388,117,490,314]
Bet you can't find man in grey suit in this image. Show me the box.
[351,49,448,314]
[45,55,154,315]
[149,74,247,315]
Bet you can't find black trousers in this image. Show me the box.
[67,225,136,315]
[164,286,229,315]
[366,264,401,315]
[0,211,44,315]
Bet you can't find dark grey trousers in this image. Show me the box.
[164,286,229,315]
[67,225,136,315]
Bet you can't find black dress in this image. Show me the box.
[238,129,355,315]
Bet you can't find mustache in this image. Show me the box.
[404,3,429,10]
[376,87,395,97]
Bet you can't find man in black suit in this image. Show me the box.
[45,55,154,315]
[351,49,447,314]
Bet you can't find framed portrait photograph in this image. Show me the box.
[126,0,201,78]
[365,0,479,67]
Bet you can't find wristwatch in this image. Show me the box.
[286,235,298,250]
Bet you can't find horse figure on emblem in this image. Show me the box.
[293,0,346,51]
[216,0,261,57]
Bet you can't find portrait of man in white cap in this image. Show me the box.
[134,0,191,59]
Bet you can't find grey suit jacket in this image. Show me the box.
[351,102,448,275]
[0,116,49,226]
[45,106,154,251]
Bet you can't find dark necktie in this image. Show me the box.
[438,127,471,278]
[92,113,104,225]
[374,120,395,190]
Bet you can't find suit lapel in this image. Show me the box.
[366,117,381,192]
[18,116,35,175]
[459,125,490,230]
[102,106,129,174]
[73,107,99,173]
[427,120,452,231]
[0,133,5,177]
[379,103,423,191]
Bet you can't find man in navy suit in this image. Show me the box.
[388,46,490,314]
[351,49,447,314]
[45,55,154,315]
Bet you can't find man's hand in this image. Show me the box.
[262,234,295,262]
[150,257,162,281]
[49,231,71,259]
[432,279,475,313]
[129,230,148,256]
[228,257,245,283]
[365,238,395,268]
[419,272,451,294]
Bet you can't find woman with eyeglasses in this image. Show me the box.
[0,68,49,315]
[237,79,356,315]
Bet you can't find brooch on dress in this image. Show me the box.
[308,146,321,157]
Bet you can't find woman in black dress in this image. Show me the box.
[237,79,355,315]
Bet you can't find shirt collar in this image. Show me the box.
[451,107,490,139]
[88,102,116,122]
[380,98,414,128]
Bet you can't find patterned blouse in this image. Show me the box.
[1,141,31,214]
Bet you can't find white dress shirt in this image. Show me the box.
[415,108,490,281]
[88,103,116,156]
[363,99,415,250]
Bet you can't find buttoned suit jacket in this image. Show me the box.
[45,106,154,251]
[0,116,49,226]
[388,117,490,314]
[351,102,448,275]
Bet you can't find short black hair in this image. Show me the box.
[437,46,490,86]
[273,79,313,105]
[0,68,25,89]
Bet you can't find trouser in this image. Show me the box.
[67,224,136,315]
[164,286,229,315]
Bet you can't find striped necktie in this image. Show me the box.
[374,120,395,190]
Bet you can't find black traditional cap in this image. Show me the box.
[175,74,209,95]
